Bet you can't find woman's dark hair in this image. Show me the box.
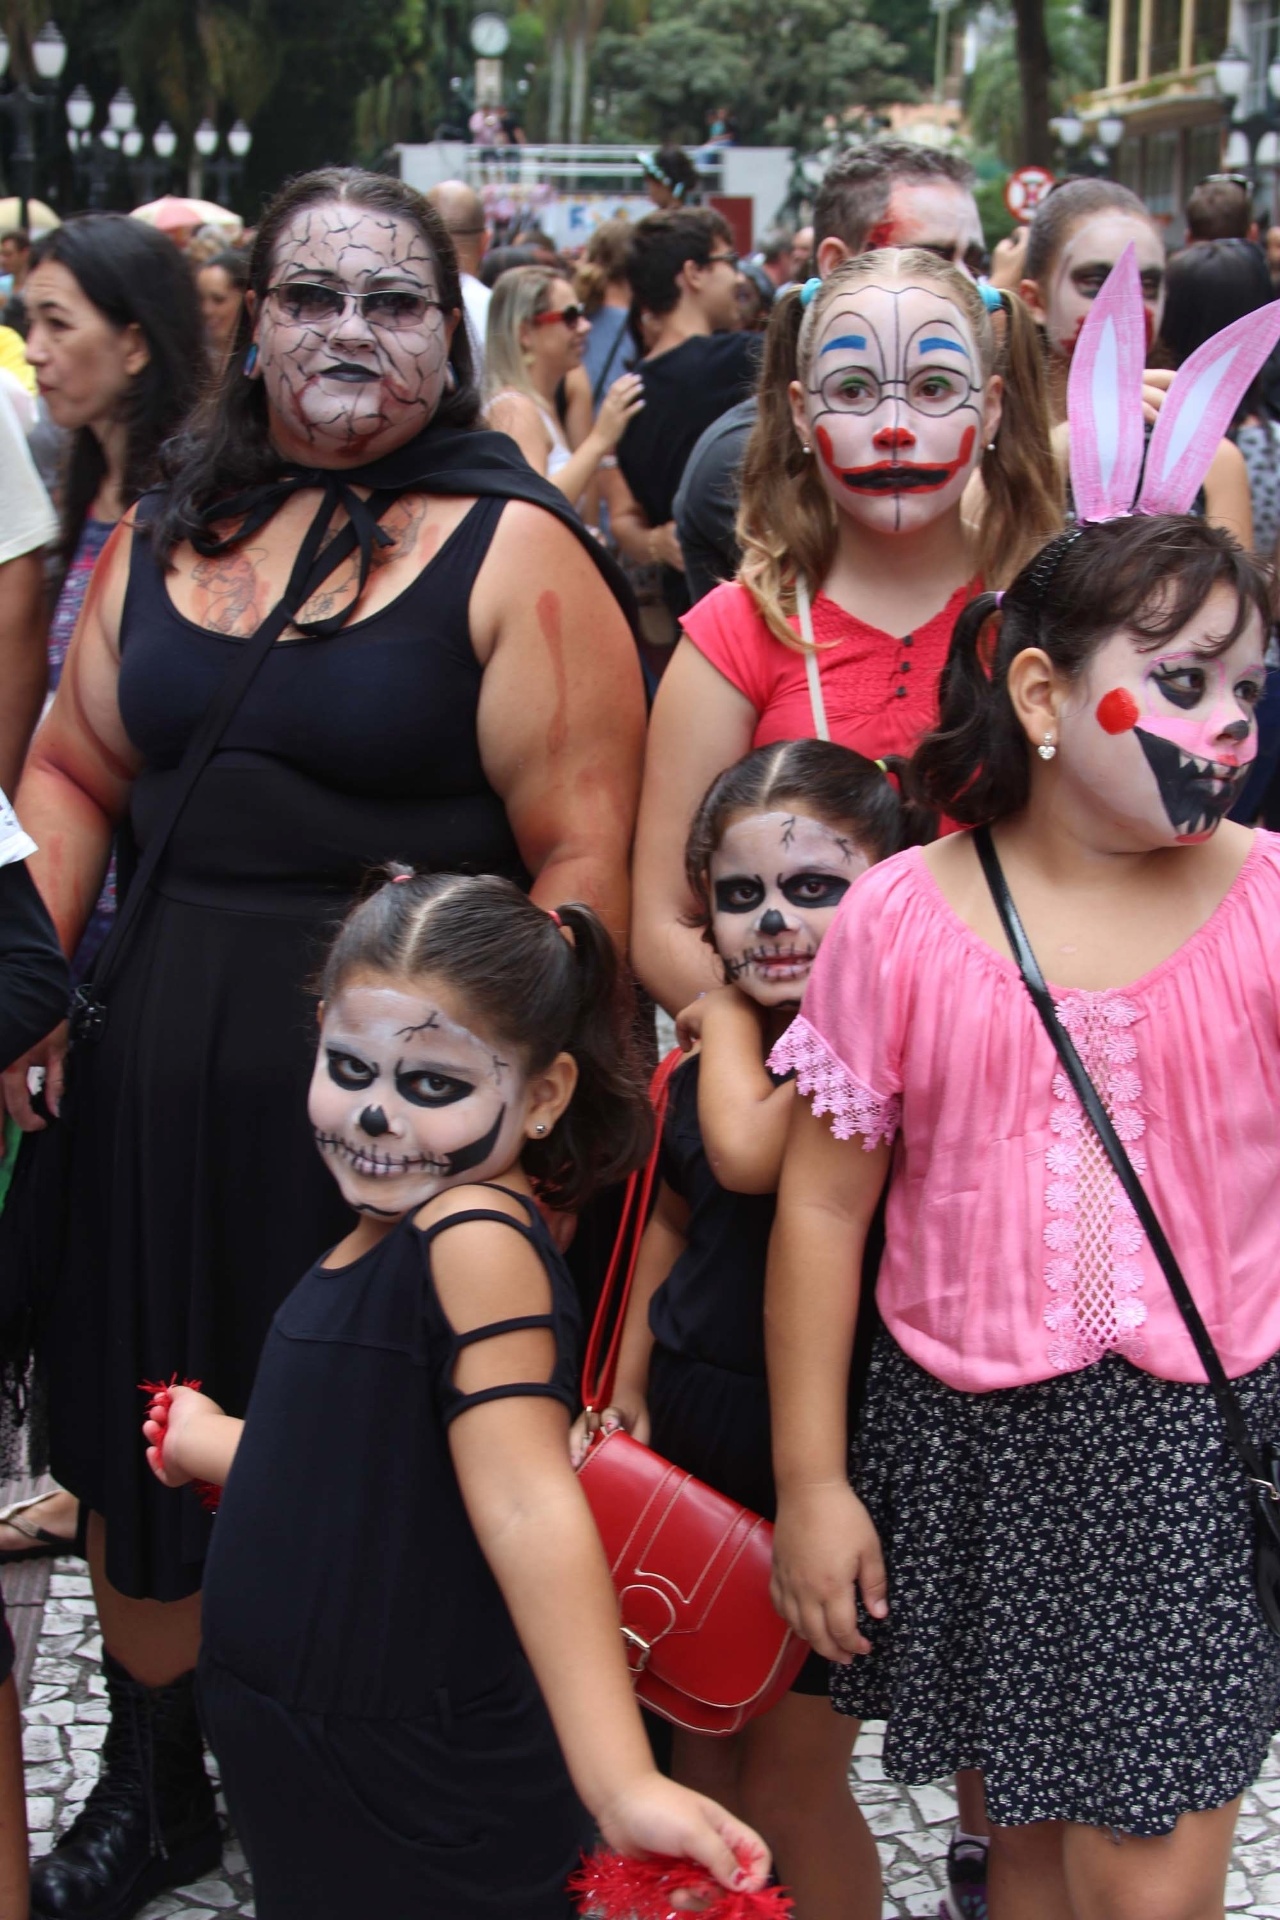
[29,214,203,564]
[151,168,479,564]
[1154,240,1276,425]
[1024,178,1152,289]
[319,871,651,1211]
[198,249,251,292]
[626,207,733,319]
[480,243,546,288]
[914,516,1274,825]
[684,739,935,947]
[652,146,700,201]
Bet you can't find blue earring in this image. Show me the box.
[243,343,259,377]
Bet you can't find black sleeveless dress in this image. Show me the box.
[48,496,529,1602]
[198,1190,591,1919]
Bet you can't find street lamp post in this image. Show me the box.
[0,19,69,225]
[66,84,136,209]
[1215,43,1280,219]
[128,120,178,204]
[203,120,252,207]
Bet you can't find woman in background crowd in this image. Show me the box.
[485,263,644,506]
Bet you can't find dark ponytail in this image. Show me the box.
[319,872,651,1210]
[525,902,653,1208]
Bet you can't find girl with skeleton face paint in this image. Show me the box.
[766,254,1280,1914]
[571,742,932,1918]
[142,873,776,1917]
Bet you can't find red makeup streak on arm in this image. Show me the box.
[1096,688,1139,733]
[474,506,644,951]
[536,590,569,756]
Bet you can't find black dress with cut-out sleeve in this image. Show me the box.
[44,496,528,1601]
[198,1191,592,1919]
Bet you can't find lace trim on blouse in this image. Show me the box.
[1044,993,1148,1373]
[768,1016,900,1149]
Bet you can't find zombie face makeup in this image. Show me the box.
[308,981,527,1217]
[1057,587,1265,845]
[1031,211,1164,363]
[798,280,991,536]
[709,809,870,1005]
[255,201,455,464]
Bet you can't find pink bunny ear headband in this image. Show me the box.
[1022,243,1280,600]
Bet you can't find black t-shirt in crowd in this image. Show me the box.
[618,332,760,532]
[649,1054,779,1376]
[649,1051,885,1390]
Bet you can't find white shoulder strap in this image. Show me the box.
[795,576,830,742]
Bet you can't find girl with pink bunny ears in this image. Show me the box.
[765,244,1280,1918]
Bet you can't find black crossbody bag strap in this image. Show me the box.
[71,488,400,1038]
[974,825,1271,1489]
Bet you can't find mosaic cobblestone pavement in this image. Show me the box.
[19,1558,1280,1918]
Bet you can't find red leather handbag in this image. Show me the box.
[575,1049,809,1736]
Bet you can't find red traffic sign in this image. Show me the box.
[1004,165,1055,220]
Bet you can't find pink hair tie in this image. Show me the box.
[391,873,412,884]
[993,590,1004,608]
[546,908,563,927]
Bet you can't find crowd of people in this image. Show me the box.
[0,134,1278,1920]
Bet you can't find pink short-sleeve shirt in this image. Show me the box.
[679,579,976,760]
[770,836,1280,1392]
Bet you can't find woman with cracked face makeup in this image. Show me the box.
[142,872,773,1918]
[572,741,934,1920]
[633,249,1063,1017]
[1020,179,1254,546]
[1,168,646,1920]
[767,516,1280,1920]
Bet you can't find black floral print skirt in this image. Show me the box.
[833,1331,1280,1835]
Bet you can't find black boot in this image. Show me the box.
[30,1652,222,1920]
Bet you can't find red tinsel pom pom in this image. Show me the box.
[138,1377,224,1514]
[567,1851,793,1919]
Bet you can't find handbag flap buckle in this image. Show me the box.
[620,1626,652,1673]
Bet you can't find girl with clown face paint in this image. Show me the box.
[633,249,1064,1018]
[572,741,934,1920]
[767,507,1280,1910]
[141,872,775,1919]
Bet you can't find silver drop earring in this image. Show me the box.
[1038,734,1057,761]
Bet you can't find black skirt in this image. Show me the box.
[833,1330,1280,1835]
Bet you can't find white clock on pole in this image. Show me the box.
[470,14,510,57]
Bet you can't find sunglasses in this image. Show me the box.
[265,281,445,332]
[532,303,586,328]
[1198,172,1254,192]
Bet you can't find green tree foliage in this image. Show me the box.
[591,0,911,147]
[968,0,1103,166]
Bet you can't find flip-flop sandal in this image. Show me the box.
[0,1504,81,1564]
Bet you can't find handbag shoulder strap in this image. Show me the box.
[581,1046,683,1411]
[974,825,1267,1482]
[795,576,830,742]
[90,487,400,999]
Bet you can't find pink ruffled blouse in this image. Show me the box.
[769,834,1280,1393]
